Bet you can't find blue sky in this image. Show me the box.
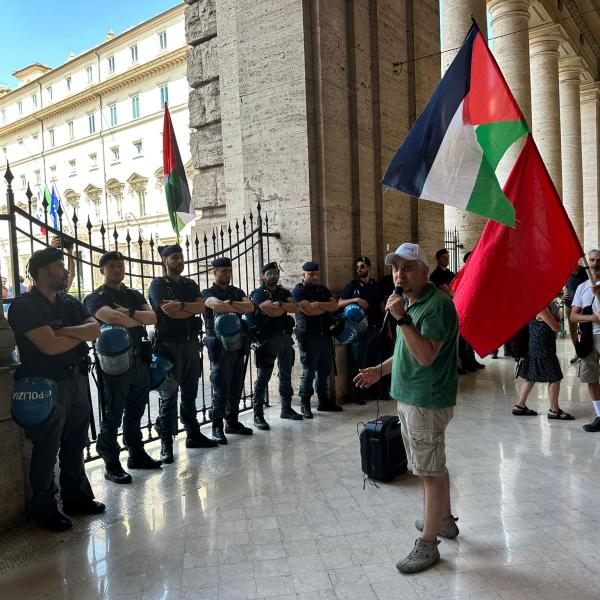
[0,0,181,87]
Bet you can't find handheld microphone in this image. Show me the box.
[382,285,404,330]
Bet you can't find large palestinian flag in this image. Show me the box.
[163,104,195,237]
[383,23,528,227]
[382,22,583,356]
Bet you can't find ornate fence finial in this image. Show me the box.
[4,162,13,185]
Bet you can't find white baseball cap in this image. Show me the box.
[384,242,428,266]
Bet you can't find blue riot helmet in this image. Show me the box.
[149,354,179,399]
[95,324,133,375]
[330,316,357,345]
[214,313,244,351]
[241,312,258,343]
[11,377,58,427]
[343,303,368,335]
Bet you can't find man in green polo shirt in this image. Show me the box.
[354,242,459,574]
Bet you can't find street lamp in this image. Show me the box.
[124,212,143,239]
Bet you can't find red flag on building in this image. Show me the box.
[451,135,583,356]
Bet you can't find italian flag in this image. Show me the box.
[163,104,195,237]
[384,22,583,356]
[383,24,528,227]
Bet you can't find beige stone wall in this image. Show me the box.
[186,0,442,285]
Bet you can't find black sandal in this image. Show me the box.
[512,404,538,416]
[548,408,574,420]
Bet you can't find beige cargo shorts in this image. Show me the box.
[396,402,453,477]
[577,335,600,383]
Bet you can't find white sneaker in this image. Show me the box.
[396,538,440,573]
[415,515,459,539]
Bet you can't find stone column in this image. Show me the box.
[487,0,532,125]
[580,82,600,250]
[559,57,584,242]
[486,1,532,216]
[529,25,563,198]
[442,0,488,254]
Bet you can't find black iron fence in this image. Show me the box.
[444,227,463,274]
[1,164,279,462]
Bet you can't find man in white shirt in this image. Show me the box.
[570,249,600,431]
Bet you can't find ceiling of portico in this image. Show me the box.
[530,0,600,79]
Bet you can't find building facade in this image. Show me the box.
[0,3,193,284]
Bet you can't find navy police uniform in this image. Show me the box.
[84,282,151,465]
[148,261,204,440]
[9,286,96,522]
[340,274,384,402]
[202,279,247,424]
[250,263,297,420]
[292,262,335,412]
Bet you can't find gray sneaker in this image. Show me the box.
[396,538,440,574]
[415,515,459,539]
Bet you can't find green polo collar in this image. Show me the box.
[407,282,436,310]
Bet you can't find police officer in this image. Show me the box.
[339,256,384,404]
[148,244,217,463]
[292,261,343,417]
[84,251,162,484]
[250,261,302,429]
[9,247,104,531]
[202,256,254,443]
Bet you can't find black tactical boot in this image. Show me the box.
[186,431,219,448]
[104,461,132,484]
[253,413,270,430]
[127,450,162,469]
[225,420,253,435]
[212,418,228,445]
[300,398,313,419]
[280,398,303,420]
[160,437,174,464]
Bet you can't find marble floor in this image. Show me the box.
[2,340,600,600]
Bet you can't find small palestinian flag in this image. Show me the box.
[163,104,195,237]
[383,22,528,227]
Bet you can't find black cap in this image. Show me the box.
[302,261,319,272]
[98,251,125,267]
[160,244,183,258]
[212,256,232,268]
[261,261,279,274]
[355,256,371,267]
[435,248,449,259]
[463,251,472,263]
[28,247,63,279]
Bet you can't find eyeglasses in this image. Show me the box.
[392,263,417,273]
[264,270,280,277]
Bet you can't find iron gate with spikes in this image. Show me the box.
[1,164,279,462]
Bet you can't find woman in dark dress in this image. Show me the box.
[512,303,574,420]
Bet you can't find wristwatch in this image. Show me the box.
[180,301,185,311]
[397,314,413,326]
[128,307,136,318]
